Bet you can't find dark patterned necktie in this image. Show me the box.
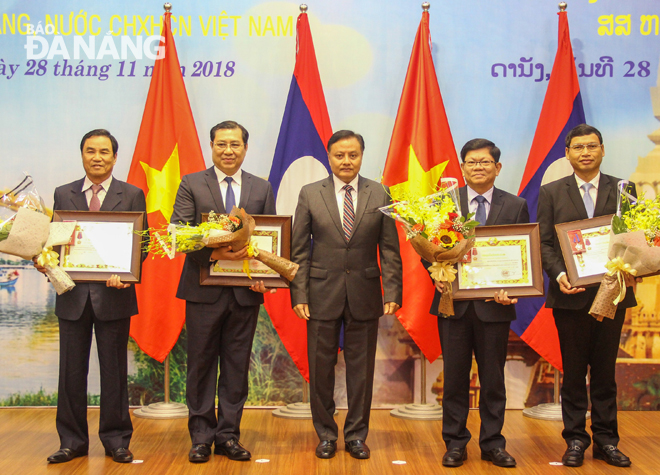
[89,184,103,212]
[475,195,487,226]
[342,184,355,240]
[224,176,236,212]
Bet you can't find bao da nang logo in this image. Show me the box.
[25,32,165,60]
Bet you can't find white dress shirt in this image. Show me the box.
[82,175,113,208]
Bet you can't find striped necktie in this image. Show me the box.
[342,184,355,240]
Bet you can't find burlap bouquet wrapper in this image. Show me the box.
[202,207,255,248]
[590,230,660,321]
[0,207,51,260]
[210,208,299,281]
[251,247,299,282]
[410,234,476,316]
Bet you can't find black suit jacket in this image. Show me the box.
[538,173,637,310]
[290,175,403,320]
[170,167,276,307]
[429,186,530,322]
[53,177,147,321]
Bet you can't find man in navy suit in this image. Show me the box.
[38,129,146,464]
[430,139,528,468]
[538,124,635,468]
[170,121,276,463]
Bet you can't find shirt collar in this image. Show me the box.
[575,172,600,190]
[466,185,494,204]
[215,167,243,186]
[333,174,359,194]
[82,175,113,193]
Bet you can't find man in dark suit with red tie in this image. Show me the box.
[538,124,635,467]
[290,130,403,460]
[170,121,275,463]
[39,129,146,464]
[429,139,528,468]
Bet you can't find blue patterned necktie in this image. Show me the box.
[474,195,487,227]
[224,176,236,212]
[342,184,355,240]
[581,182,594,218]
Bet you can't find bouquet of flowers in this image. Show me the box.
[145,207,299,282]
[0,174,76,294]
[590,180,660,321]
[380,178,479,315]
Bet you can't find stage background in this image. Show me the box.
[2,0,660,410]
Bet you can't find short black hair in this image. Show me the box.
[460,138,500,162]
[80,129,118,155]
[327,130,365,152]
[565,124,603,148]
[210,121,249,145]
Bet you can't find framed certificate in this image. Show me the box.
[200,214,292,288]
[453,223,544,300]
[555,215,613,287]
[52,211,145,283]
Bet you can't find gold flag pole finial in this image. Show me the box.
[300,4,308,13]
[164,3,172,12]
[559,2,567,12]
[422,2,430,12]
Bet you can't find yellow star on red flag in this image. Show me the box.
[389,145,448,201]
[140,144,181,222]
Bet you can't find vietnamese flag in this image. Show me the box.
[127,10,206,362]
[382,8,463,362]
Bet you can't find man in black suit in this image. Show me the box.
[429,139,527,468]
[38,129,146,464]
[538,124,635,468]
[170,121,275,463]
[290,130,403,460]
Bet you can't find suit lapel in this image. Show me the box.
[70,178,88,210]
[204,167,224,212]
[487,188,504,225]
[320,176,344,239]
[101,178,122,211]
[595,174,614,217]
[238,170,252,210]
[566,175,588,219]
[459,187,469,217]
[349,176,371,241]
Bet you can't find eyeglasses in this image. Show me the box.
[463,160,496,168]
[213,142,243,151]
[569,143,601,153]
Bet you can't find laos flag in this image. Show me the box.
[513,8,586,371]
[264,11,332,382]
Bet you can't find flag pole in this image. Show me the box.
[391,343,443,420]
[127,2,189,420]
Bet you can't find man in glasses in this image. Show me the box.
[538,123,636,467]
[171,121,276,463]
[430,138,529,468]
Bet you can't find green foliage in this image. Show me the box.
[127,305,302,406]
[128,328,187,405]
[247,307,303,405]
[0,388,100,406]
[612,215,627,235]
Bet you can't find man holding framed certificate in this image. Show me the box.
[39,129,146,464]
[429,138,528,468]
[538,124,636,468]
[170,121,275,464]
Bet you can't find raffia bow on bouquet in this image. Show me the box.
[590,181,660,321]
[0,174,76,294]
[145,207,298,282]
[380,178,478,316]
